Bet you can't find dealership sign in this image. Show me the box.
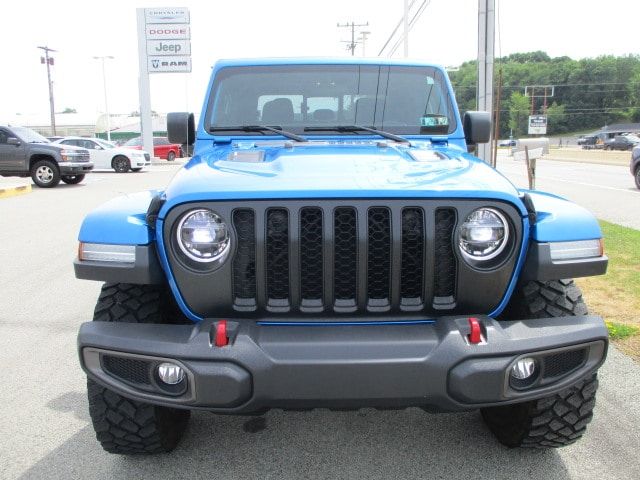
[148,56,192,73]
[144,8,190,24]
[144,7,191,73]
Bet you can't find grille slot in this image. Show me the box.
[433,208,457,308]
[542,349,586,378]
[400,208,425,308]
[367,207,392,311]
[333,207,358,311]
[265,208,290,311]
[300,207,324,310]
[232,209,257,311]
[102,355,151,385]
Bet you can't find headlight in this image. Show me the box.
[176,209,230,263]
[459,208,509,261]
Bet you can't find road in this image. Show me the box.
[496,151,639,229]
[1,164,639,480]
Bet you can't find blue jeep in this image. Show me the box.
[75,58,608,454]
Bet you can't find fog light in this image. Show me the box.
[511,357,536,380]
[157,362,185,385]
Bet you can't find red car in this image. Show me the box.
[122,136,182,161]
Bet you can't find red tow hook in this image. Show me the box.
[214,320,229,347]
[468,317,482,344]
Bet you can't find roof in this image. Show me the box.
[601,123,640,132]
[213,57,444,69]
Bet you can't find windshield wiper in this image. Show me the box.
[303,125,410,145]
[210,125,306,142]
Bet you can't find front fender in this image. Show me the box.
[78,190,162,245]
[521,190,602,242]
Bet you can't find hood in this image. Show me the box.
[161,141,527,216]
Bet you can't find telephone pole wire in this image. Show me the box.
[337,21,369,56]
[38,46,57,136]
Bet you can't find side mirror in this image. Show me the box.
[463,111,491,145]
[7,137,21,146]
[167,112,195,146]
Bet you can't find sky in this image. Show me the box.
[1,0,638,121]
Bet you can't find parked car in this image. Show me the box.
[498,139,516,147]
[578,135,599,149]
[54,137,150,173]
[75,58,608,454]
[604,135,640,151]
[122,136,182,161]
[0,125,93,187]
[631,144,640,189]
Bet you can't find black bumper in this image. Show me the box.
[60,162,94,175]
[78,315,607,413]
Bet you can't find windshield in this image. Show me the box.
[123,137,142,146]
[206,64,457,136]
[12,126,50,143]
[95,139,116,149]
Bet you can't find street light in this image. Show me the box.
[93,55,114,141]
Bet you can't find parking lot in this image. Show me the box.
[0,162,639,480]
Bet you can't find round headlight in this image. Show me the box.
[459,208,509,261]
[176,209,230,263]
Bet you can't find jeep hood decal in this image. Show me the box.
[162,143,526,216]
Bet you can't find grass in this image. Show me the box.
[576,221,640,360]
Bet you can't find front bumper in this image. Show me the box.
[60,162,94,174]
[78,315,607,413]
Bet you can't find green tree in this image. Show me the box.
[508,92,530,137]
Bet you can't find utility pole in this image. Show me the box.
[337,21,369,56]
[38,46,57,136]
[476,0,495,163]
[93,56,115,142]
[359,31,371,56]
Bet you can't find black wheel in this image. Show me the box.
[30,159,60,187]
[635,167,640,190]
[112,156,131,173]
[131,168,142,172]
[166,151,176,161]
[87,283,190,454]
[61,174,85,184]
[483,280,597,448]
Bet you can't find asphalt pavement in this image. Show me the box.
[1,163,639,480]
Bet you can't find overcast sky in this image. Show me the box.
[1,0,638,121]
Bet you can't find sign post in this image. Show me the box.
[136,7,191,158]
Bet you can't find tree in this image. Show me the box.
[508,92,530,137]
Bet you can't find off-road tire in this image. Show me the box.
[30,159,61,187]
[112,155,131,173]
[482,374,598,448]
[167,151,176,161]
[87,283,190,454]
[61,174,85,184]
[484,279,597,448]
[501,279,588,319]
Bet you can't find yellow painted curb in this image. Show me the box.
[0,184,32,199]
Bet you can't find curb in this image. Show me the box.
[0,184,32,199]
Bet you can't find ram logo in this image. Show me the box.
[152,59,159,68]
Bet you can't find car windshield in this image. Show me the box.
[123,137,142,146]
[206,64,457,136]
[12,126,50,143]
[94,139,116,149]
